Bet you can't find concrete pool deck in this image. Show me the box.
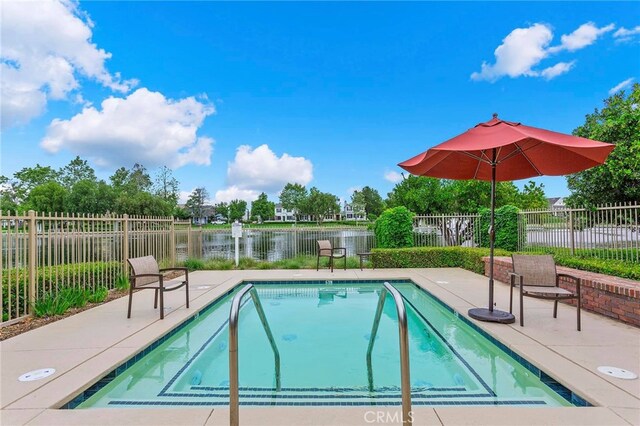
[1,268,638,425]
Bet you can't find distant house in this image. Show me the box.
[274,204,296,222]
[547,197,566,215]
[179,204,217,225]
[342,202,366,221]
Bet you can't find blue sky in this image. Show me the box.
[2,1,639,205]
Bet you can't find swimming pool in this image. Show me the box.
[72,280,583,408]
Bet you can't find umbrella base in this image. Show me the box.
[468,308,515,324]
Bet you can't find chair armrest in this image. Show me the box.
[334,247,347,256]
[129,273,164,289]
[557,273,580,292]
[160,267,188,272]
[508,272,522,287]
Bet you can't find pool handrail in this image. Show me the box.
[229,283,281,426]
[366,282,412,425]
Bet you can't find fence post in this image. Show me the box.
[123,214,129,268]
[568,209,575,256]
[187,221,192,258]
[170,218,176,267]
[27,210,37,314]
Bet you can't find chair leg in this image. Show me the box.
[159,289,164,320]
[127,285,134,318]
[553,300,558,318]
[343,256,346,271]
[330,256,334,273]
[577,295,581,331]
[509,283,514,313]
[519,288,524,327]
[185,282,190,309]
[154,289,158,309]
[316,255,320,271]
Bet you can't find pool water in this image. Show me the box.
[77,281,574,408]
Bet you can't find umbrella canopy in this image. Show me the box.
[398,114,614,324]
[399,114,614,182]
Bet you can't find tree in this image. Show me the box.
[110,167,130,193]
[214,202,229,222]
[302,187,339,224]
[229,199,247,222]
[13,164,59,202]
[279,183,307,222]
[566,84,640,206]
[24,182,67,212]
[351,186,384,219]
[59,156,96,188]
[185,187,209,220]
[0,175,19,212]
[518,181,548,210]
[127,163,152,194]
[251,193,275,222]
[153,166,179,206]
[115,192,172,216]
[67,179,99,213]
[386,176,450,215]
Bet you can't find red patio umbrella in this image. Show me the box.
[398,114,614,323]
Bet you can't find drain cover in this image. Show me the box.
[196,286,210,290]
[436,281,449,284]
[18,368,55,382]
[597,366,638,380]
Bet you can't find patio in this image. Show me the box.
[1,268,638,425]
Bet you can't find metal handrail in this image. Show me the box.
[229,283,281,426]
[366,282,412,425]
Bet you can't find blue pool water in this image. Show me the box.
[74,280,581,408]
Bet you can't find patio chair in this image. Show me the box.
[509,254,581,331]
[127,255,189,319]
[316,240,346,272]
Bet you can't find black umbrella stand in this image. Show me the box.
[468,149,516,324]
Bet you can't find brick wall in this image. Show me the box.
[486,256,640,328]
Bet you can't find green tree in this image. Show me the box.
[185,187,209,220]
[0,175,19,212]
[67,179,99,213]
[127,163,152,194]
[214,202,229,222]
[24,182,67,212]
[59,156,96,188]
[386,176,450,214]
[109,167,130,193]
[251,193,275,222]
[115,192,172,216]
[566,84,640,206]
[279,183,307,222]
[518,181,548,210]
[374,206,414,248]
[153,166,180,206]
[351,186,385,220]
[13,164,59,202]
[229,199,247,222]
[302,187,339,224]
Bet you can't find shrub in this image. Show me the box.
[479,205,520,251]
[371,247,509,274]
[375,207,414,248]
[32,293,71,318]
[59,287,90,309]
[114,274,130,291]
[88,286,109,303]
[183,258,205,270]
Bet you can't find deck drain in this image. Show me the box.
[597,366,638,379]
[436,281,449,284]
[196,286,210,290]
[18,368,55,382]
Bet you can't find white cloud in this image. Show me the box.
[0,0,136,128]
[226,144,313,193]
[540,61,575,80]
[471,22,614,82]
[40,88,215,168]
[614,26,640,43]
[384,170,403,183]
[548,22,614,53]
[471,23,553,82]
[214,186,260,203]
[609,78,635,95]
[178,190,193,205]
[346,186,361,196]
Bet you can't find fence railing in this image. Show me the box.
[1,211,174,323]
[518,202,639,263]
[3,202,638,323]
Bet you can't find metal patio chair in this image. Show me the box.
[316,240,346,272]
[509,254,581,331]
[127,255,189,319]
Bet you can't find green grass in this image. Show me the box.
[196,220,371,229]
[179,255,365,271]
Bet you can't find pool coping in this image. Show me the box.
[1,268,638,425]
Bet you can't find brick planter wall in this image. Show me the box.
[485,256,640,328]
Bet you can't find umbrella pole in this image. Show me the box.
[488,152,496,312]
[468,148,515,324]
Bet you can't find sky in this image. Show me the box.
[1,1,639,206]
